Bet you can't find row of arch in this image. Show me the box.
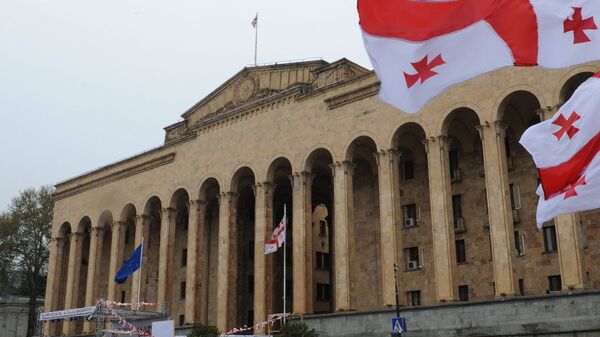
[46,71,597,335]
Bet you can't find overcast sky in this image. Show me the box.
[0,1,371,210]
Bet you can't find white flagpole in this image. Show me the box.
[254,12,258,66]
[282,204,287,323]
[137,237,143,309]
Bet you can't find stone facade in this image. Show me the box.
[0,296,43,337]
[43,58,600,336]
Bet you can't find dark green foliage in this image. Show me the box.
[0,186,54,337]
[188,324,221,337]
[276,322,319,337]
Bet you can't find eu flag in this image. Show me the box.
[114,243,142,284]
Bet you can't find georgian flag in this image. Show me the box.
[265,207,287,255]
[359,0,600,114]
[520,72,600,227]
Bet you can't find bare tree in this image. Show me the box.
[0,186,53,337]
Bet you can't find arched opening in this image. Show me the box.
[305,149,334,314]
[560,72,595,104]
[96,213,113,303]
[142,196,162,306]
[198,178,221,326]
[169,189,190,326]
[52,222,71,335]
[500,90,555,296]
[442,108,492,301]
[231,167,256,328]
[267,158,294,315]
[72,217,92,334]
[392,123,433,306]
[345,137,382,310]
[119,204,137,304]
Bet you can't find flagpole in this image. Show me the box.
[283,203,287,323]
[254,12,258,66]
[137,236,143,309]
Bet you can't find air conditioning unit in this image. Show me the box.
[404,218,416,227]
[451,168,463,183]
[407,260,418,270]
[454,217,466,233]
[512,209,521,224]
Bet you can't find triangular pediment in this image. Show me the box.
[164,59,369,143]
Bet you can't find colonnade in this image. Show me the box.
[44,72,597,335]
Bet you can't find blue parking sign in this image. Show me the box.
[392,317,406,333]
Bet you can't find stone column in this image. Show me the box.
[185,200,204,324]
[108,221,125,302]
[254,182,273,334]
[130,215,144,309]
[476,122,517,297]
[63,232,83,335]
[216,192,234,332]
[157,208,176,312]
[83,227,101,333]
[43,237,63,336]
[425,137,456,302]
[331,161,354,311]
[555,214,585,290]
[291,171,312,314]
[140,215,152,302]
[375,149,400,306]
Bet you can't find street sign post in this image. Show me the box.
[391,317,406,336]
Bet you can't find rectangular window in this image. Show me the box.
[455,240,466,264]
[504,135,512,158]
[543,226,558,252]
[449,149,460,179]
[247,311,254,329]
[182,249,187,267]
[510,184,522,210]
[249,240,255,260]
[518,279,525,296]
[458,285,469,302]
[452,195,464,231]
[405,247,420,270]
[407,290,421,307]
[514,231,525,256]
[316,252,330,270]
[180,282,186,299]
[402,160,415,181]
[124,228,131,245]
[548,275,562,292]
[403,204,419,227]
[248,276,254,294]
[120,291,126,303]
[179,314,185,326]
[316,283,330,301]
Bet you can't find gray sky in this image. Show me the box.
[0,1,371,210]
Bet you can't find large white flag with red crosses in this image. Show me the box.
[520,72,600,227]
[264,208,286,255]
[359,0,600,114]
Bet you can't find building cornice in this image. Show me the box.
[325,81,381,110]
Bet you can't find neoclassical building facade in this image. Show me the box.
[44,59,600,336]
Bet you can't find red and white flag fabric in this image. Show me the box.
[251,14,258,28]
[265,207,286,255]
[359,0,600,114]
[520,72,600,227]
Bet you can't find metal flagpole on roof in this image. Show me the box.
[254,12,258,66]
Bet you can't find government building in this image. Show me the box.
[43,59,600,336]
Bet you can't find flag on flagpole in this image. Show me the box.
[114,243,142,284]
[520,71,600,227]
[358,0,600,114]
[265,208,286,255]
[251,13,258,28]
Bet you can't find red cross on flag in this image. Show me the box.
[359,0,600,114]
[520,71,600,227]
[265,207,287,255]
